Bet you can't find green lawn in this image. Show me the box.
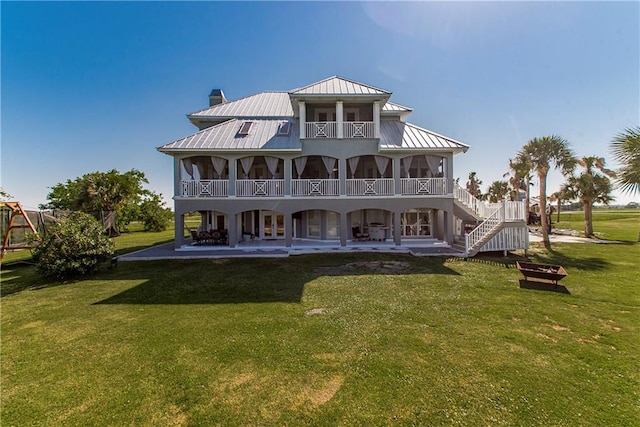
[1,213,639,426]
[553,208,640,242]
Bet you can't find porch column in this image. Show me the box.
[174,212,185,249]
[228,213,238,248]
[393,157,402,195]
[285,214,293,247]
[444,210,453,245]
[340,212,348,246]
[228,157,237,196]
[373,101,381,138]
[393,211,401,246]
[445,153,454,194]
[338,158,347,196]
[336,101,344,139]
[284,158,292,196]
[299,101,306,139]
[174,158,182,197]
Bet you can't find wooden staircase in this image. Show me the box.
[453,185,527,257]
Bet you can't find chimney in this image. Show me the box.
[209,89,227,107]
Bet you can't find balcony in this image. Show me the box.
[305,121,375,138]
[236,179,284,197]
[180,178,449,198]
[401,178,448,195]
[346,179,394,196]
[292,179,340,196]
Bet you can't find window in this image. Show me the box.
[315,108,336,122]
[278,121,291,135]
[344,108,360,122]
[238,121,253,135]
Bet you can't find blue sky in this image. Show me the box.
[2,1,639,210]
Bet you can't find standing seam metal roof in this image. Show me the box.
[189,92,293,118]
[158,119,301,151]
[290,76,391,96]
[379,121,468,152]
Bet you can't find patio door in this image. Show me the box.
[260,211,284,239]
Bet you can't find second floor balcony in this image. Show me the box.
[179,154,450,199]
[305,122,375,139]
[180,177,448,198]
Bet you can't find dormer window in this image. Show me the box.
[277,121,291,135]
[238,121,253,135]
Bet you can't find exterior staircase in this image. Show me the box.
[453,184,528,257]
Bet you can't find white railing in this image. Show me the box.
[454,184,501,218]
[466,207,503,255]
[479,226,529,253]
[236,180,285,197]
[401,178,448,195]
[291,179,340,196]
[346,178,394,196]
[504,201,527,221]
[181,180,228,197]
[306,122,337,138]
[343,122,374,138]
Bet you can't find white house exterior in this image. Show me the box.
[158,76,528,256]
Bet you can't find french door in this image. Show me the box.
[260,211,284,239]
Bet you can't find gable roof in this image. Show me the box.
[188,92,293,119]
[290,76,391,96]
[379,121,469,153]
[158,118,301,152]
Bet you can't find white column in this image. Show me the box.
[373,101,381,138]
[284,158,292,196]
[336,101,344,139]
[298,101,306,139]
[228,157,237,196]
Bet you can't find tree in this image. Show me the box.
[485,180,509,203]
[139,193,173,232]
[610,126,640,195]
[505,154,534,207]
[0,187,12,201]
[465,172,483,199]
[43,169,158,234]
[561,156,615,237]
[32,212,114,279]
[520,136,576,248]
[44,169,148,213]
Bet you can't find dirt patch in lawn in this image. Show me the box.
[314,261,411,275]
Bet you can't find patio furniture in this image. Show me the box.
[352,226,369,241]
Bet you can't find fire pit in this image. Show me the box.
[516,261,568,286]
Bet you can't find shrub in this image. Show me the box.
[32,211,114,279]
[139,193,173,232]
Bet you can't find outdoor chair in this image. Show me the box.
[352,226,369,241]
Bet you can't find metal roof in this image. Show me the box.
[158,119,301,152]
[382,101,412,113]
[189,92,293,118]
[379,120,469,153]
[290,76,391,96]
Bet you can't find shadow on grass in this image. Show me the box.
[95,255,460,305]
[518,279,570,294]
[531,248,611,271]
[451,251,528,269]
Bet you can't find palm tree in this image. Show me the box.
[610,126,640,195]
[505,154,534,207]
[520,136,576,248]
[465,172,483,199]
[561,156,615,237]
[485,180,509,203]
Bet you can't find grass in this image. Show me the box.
[553,208,640,242]
[1,212,639,426]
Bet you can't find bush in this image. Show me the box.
[139,193,173,232]
[32,212,114,279]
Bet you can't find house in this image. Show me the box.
[158,76,528,256]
